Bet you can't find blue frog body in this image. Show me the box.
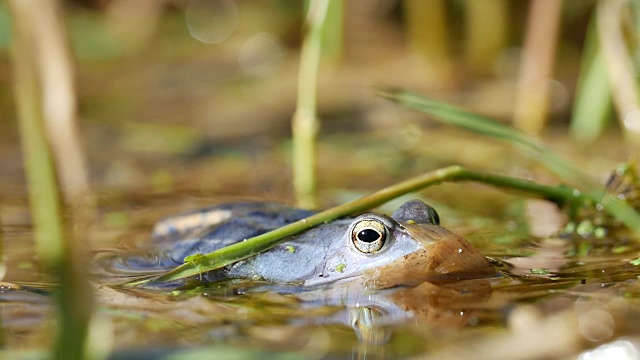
[105,200,496,287]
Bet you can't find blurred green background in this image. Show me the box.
[4,0,634,200]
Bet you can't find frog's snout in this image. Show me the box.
[363,224,497,289]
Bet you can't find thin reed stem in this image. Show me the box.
[570,14,612,143]
[378,88,597,190]
[513,0,562,135]
[292,0,331,208]
[465,0,508,76]
[403,0,453,85]
[8,1,94,358]
[597,0,640,143]
[152,165,632,283]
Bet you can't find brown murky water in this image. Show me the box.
[3,164,640,359]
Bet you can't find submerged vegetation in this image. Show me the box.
[2,0,640,359]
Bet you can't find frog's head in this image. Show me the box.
[307,200,496,288]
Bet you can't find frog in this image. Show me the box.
[103,199,497,288]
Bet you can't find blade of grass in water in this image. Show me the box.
[597,0,640,141]
[512,0,562,135]
[378,88,598,190]
[465,0,508,76]
[150,166,640,284]
[9,1,93,358]
[570,13,612,142]
[378,88,640,233]
[305,0,343,60]
[403,0,453,85]
[9,2,66,267]
[292,0,331,208]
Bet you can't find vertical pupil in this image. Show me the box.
[358,228,381,243]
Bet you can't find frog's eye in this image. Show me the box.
[351,218,389,254]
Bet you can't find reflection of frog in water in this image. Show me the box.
[95,200,497,350]
[106,199,496,288]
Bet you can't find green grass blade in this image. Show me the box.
[378,88,598,189]
[570,15,612,142]
[403,0,453,85]
[293,0,331,208]
[9,1,92,358]
[378,88,640,234]
[10,23,66,267]
[379,88,544,151]
[464,0,508,76]
[305,0,343,60]
[596,0,640,140]
[151,166,640,284]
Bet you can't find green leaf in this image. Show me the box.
[378,88,598,190]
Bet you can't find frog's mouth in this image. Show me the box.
[361,224,497,290]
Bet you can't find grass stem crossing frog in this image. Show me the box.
[104,200,496,288]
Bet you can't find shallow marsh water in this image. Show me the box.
[2,173,640,359]
[2,128,640,359]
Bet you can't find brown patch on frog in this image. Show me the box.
[364,224,496,289]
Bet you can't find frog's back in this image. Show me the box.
[102,202,315,273]
[98,199,497,288]
[152,202,314,243]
